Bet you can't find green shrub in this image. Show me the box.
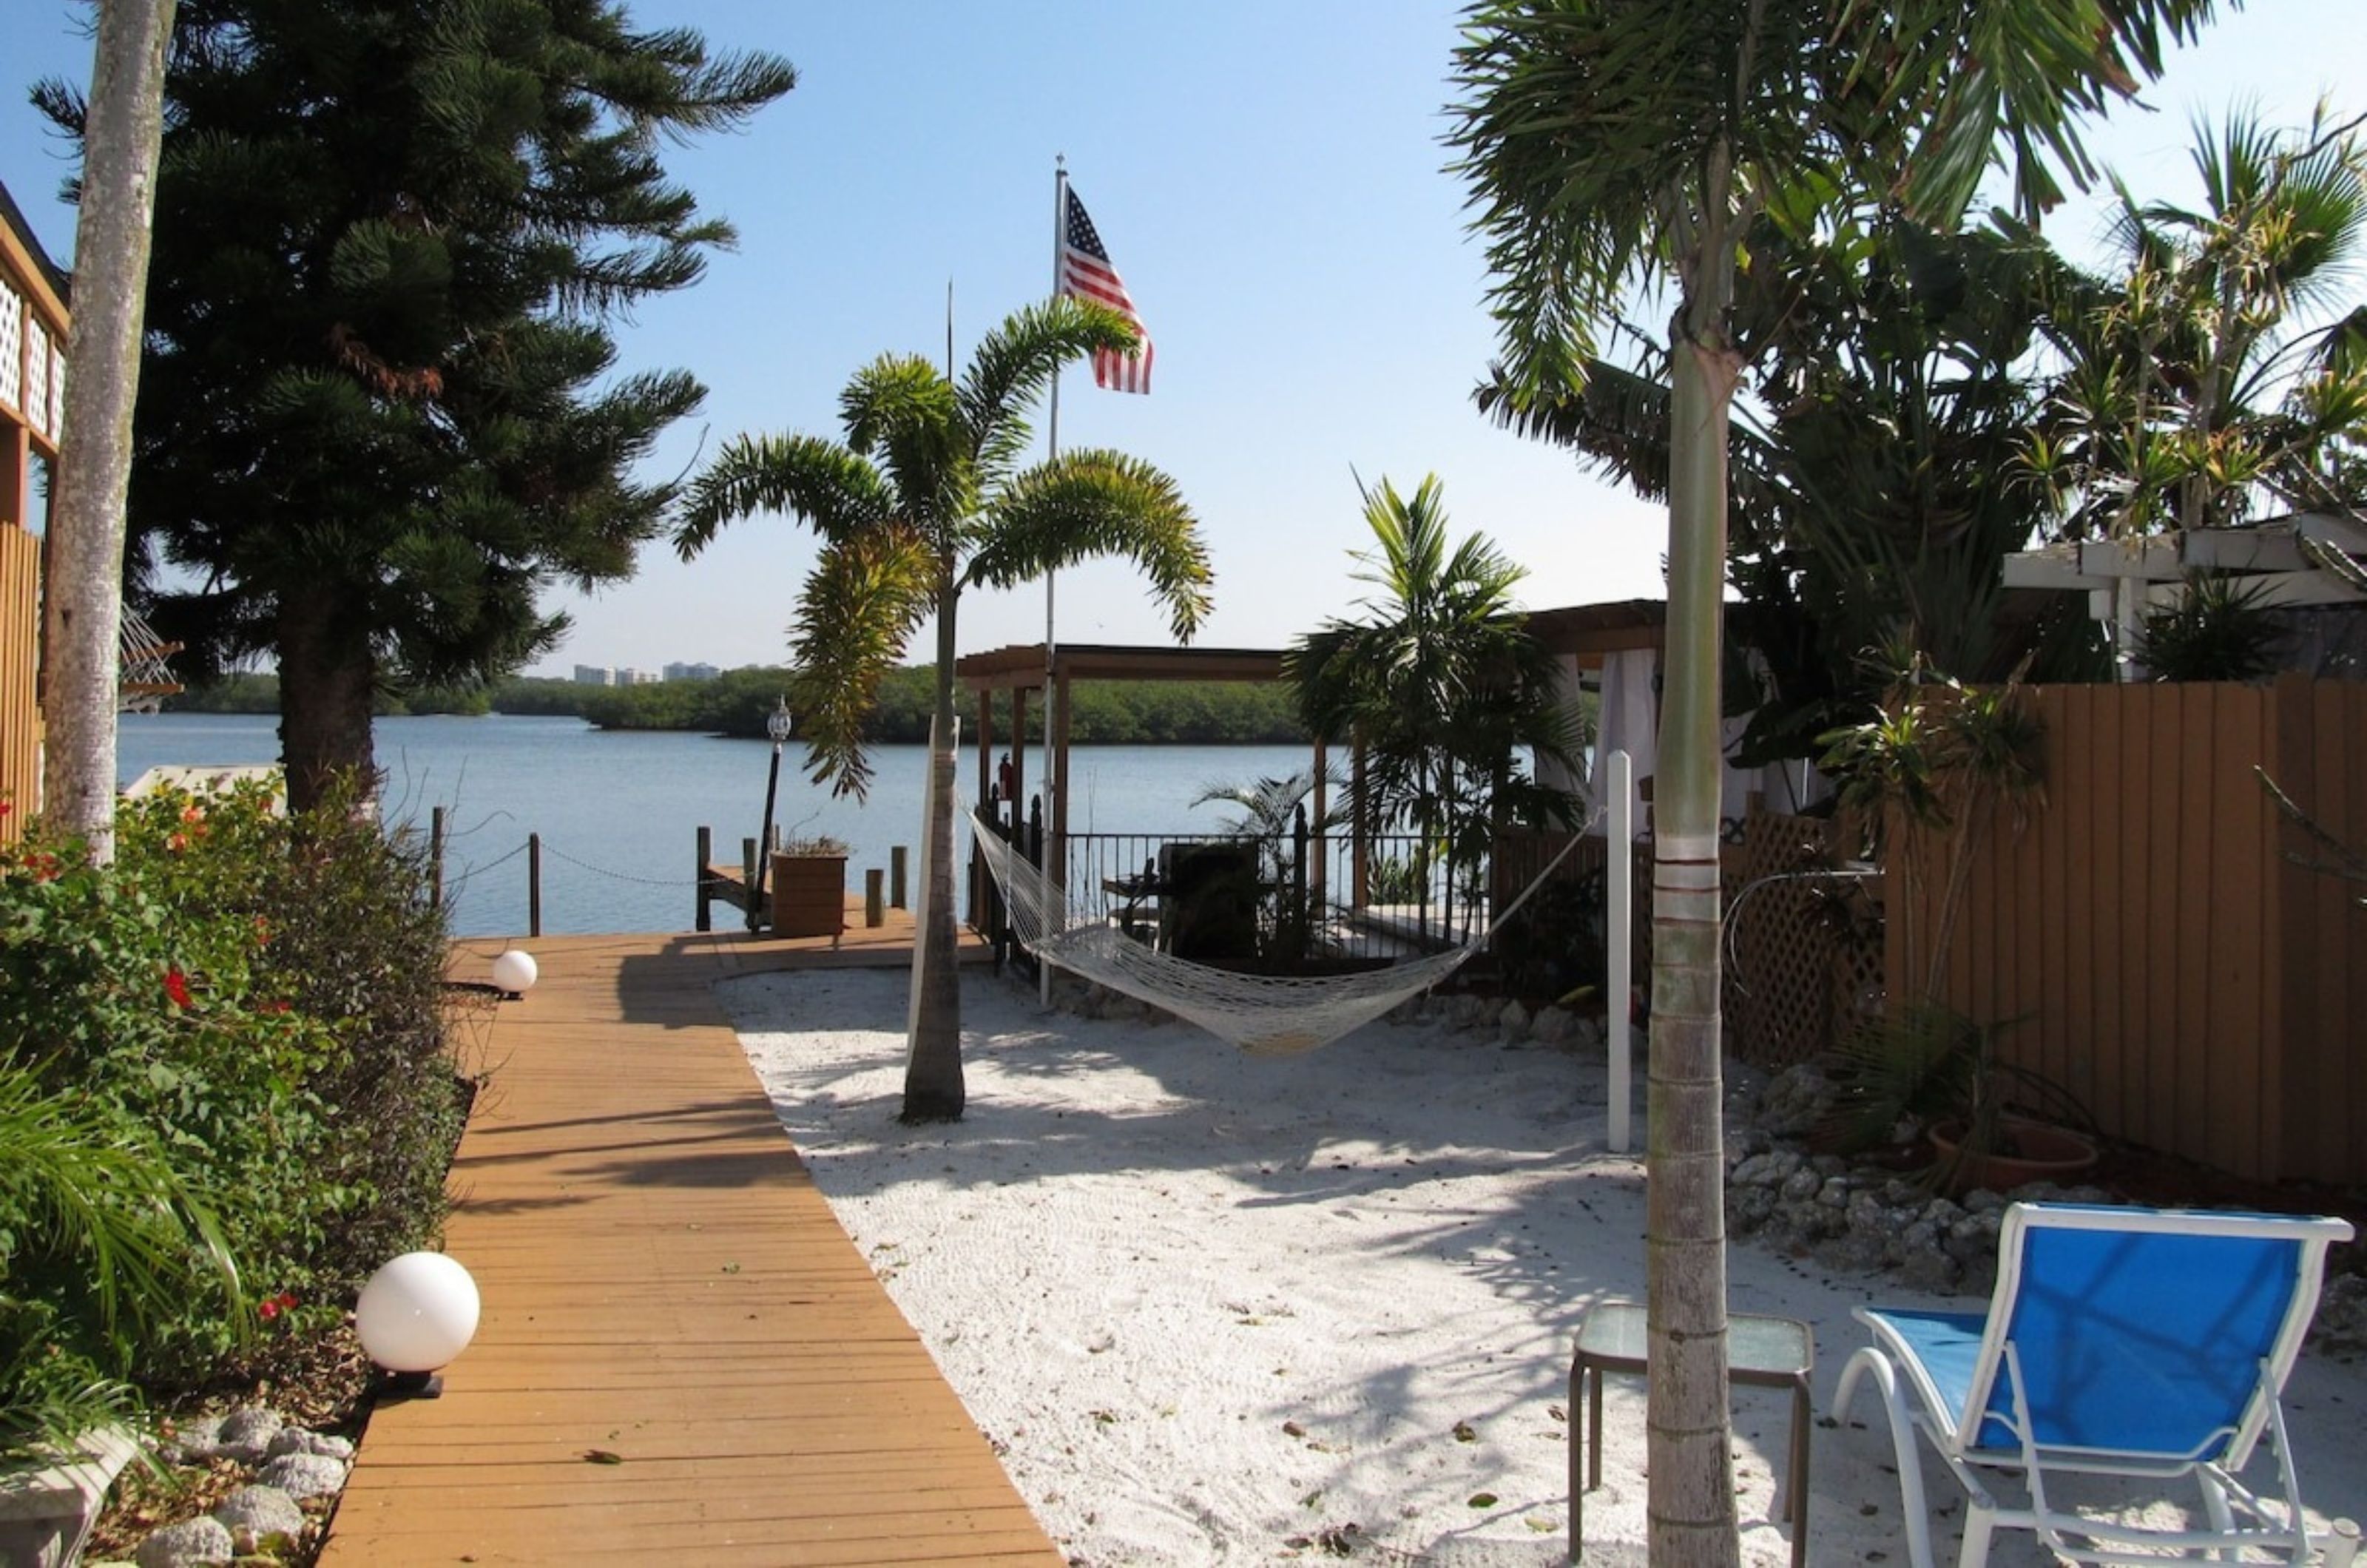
[0,780,462,1415]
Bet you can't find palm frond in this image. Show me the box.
[673,433,892,557]
[787,526,939,801]
[0,1065,242,1359]
[968,450,1213,641]
[838,356,968,537]
[959,297,1138,482]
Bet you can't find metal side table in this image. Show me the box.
[1568,1299,1813,1568]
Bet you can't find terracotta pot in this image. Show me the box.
[1928,1115,2098,1194]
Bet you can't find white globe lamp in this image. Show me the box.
[491,947,538,997]
[357,1251,480,1398]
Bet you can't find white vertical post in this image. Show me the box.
[1606,748,1633,1155]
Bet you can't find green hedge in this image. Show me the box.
[168,666,1312,743]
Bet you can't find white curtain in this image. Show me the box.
[1597,649,1658,839]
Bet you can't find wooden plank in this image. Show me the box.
[2346,683,2367,1183]
[2077,686,2121,1131]
[2008,717,2043,1088]
[2172,686,2215,1162]
[2041,689,2079,1107]
[0,524,38,842]
[2314,680,2367,1183]
[2206,686,2269,1177]
[317,929,1056,1567]
[2137,684,2176,1149]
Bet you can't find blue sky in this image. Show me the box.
[4,2,2363,677]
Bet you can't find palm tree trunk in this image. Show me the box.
[38,0,176,859]
[901,575,966,1123]
[1646,320,1742,1565]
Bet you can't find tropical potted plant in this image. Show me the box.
[1817,1004,2098,1193]
[768,835,850,939]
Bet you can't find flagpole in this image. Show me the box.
[1047,155,1065,738]
[1041,156,1070,1004]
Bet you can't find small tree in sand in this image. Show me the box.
[677,298,1212,1123]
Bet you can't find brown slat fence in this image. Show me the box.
[0,524,37,842]
[1887,675,2367,1185]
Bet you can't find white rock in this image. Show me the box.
[158,1412,223,1464]
[255,1453,347,1500]
[135,1515,234,1568]
[212,1484,305,1552]
[266,1427,355,1461]
[210,1406,282,1463]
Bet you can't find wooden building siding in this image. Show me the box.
[0,524,37,839]
[3,180,70,842]
[1888,677,2367,1185]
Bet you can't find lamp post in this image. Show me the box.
[749,696,793,930]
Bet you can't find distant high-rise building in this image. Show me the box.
[616,667,662,686]
[573,664,615,686]
[663,660,721,682]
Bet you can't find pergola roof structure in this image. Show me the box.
[954,643,1299,888]
[2002,513,2367,613]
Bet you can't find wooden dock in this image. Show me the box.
[320,913,1044,1566]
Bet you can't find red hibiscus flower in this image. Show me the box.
[164,968,194,1009]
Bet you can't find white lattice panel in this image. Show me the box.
[0,281,21,413]
[44,340,64,439]
[22,321,50,440]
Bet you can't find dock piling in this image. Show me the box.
[695,825,712,931]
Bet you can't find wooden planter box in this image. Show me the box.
[769,852,847,939]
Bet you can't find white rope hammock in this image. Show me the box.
[118,608,183,713]
[970,811,1590,1057]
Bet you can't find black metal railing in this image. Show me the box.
[1054,825,1499,969]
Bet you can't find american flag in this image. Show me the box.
[1059,186,1153,394]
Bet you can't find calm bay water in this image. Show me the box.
[117,713,1311,938]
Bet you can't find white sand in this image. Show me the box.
[724,967,2367,1567]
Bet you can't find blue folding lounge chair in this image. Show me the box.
[1833,1201,2358,1567]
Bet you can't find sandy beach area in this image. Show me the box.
[723,967,2366,1567]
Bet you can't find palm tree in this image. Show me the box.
[1449,2,2216,1555]
[2027,109,2367,670]
[1284,475,1580,939]
[676,297,1212,1122]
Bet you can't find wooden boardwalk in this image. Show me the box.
[320,909,1053,1566]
